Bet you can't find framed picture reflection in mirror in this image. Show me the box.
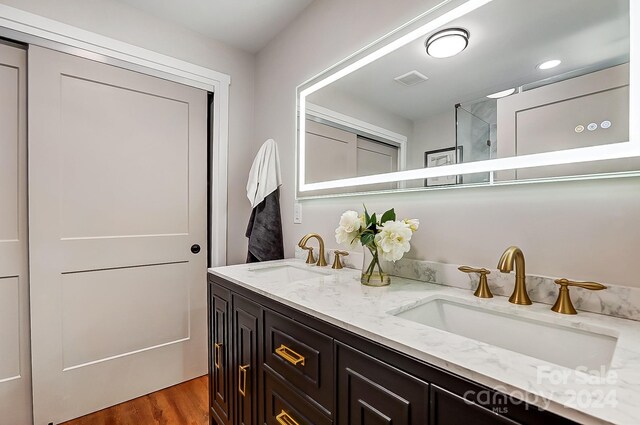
[424,146,463,187]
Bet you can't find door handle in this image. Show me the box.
[214,342,223,369]
[238,364,250,397]
[191,244,201,254]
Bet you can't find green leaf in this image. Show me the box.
[363,204,370,225]
[360,232,374,247]
[380,208,396,224]
[369,212,377,227]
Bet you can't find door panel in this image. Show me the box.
[0,42,31,425]
[61,263,190,369]
[356,136,399,192]
[59,74,189,238]
[28,45,208,424]
[305,119,357,184]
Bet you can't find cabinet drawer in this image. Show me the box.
[264,371,331,425]
[336,342,429,425]
[430,385,520,425]
[264,310,333,412]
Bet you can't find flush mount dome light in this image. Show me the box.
[425,28,469,58]
[486,88,516,99]
[537,59,562,70]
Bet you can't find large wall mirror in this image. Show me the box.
[296,0,639,198]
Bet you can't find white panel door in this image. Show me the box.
[28,46,208,424]
[305,119,357,184]
[0,42,31,425]
[356,136,398,191]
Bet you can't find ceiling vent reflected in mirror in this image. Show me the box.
[394,70,429,86]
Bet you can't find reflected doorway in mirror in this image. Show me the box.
[424,146,463,186]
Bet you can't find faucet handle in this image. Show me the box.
[551,278,607,315]
[302,247,316,265]
[332,250,349,269]
[458,266,493,298]
[458,266,490,275]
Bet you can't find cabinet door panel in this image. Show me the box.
[234,295,261,425]
[337,342,429,425]
[430,385,520,425]
[211,285,232,425]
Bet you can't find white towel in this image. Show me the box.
[246,139,282,208]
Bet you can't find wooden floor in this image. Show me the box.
[61,376,209,425]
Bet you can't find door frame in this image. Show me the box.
[0,3,229,267]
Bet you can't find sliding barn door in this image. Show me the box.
[28,46,208,424]
[0,42,31,425]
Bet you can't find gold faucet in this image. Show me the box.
[497,246,532,305]
[298,233,327,266]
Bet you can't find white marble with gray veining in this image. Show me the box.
[296,247,640,322]
[210,259,640,425]
[387,257,640,322]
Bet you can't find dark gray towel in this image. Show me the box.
[246,188,284,262]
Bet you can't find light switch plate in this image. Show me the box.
[293,202,302,224]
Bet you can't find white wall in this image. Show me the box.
[0,0,258,264]
[255,0,640,288]
[409,110,455,170]
[308,85,413,138]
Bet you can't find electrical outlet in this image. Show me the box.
[293,202,302,224]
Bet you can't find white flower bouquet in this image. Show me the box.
[335,206,419,286]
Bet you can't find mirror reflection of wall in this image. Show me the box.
[300,0,634,195]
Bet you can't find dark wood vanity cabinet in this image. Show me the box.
[210,284,262,425]
[208,274,577,425]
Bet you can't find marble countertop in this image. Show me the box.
[209,259,640,425]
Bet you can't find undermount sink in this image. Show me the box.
[392,297,618,371]
[247,264,330,283]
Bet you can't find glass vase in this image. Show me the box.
[361,245,390,286]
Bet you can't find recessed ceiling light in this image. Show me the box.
[486,88,516,99]
[425,28,469,58]
[537,59,561,70]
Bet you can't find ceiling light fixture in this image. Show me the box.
[425,28,469,58]
[487,88,516,99]
[537,59,562,70]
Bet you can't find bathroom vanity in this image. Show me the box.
[207,260,640,425]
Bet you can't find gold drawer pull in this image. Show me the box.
[276,410,300,425]
[275,344,305,366]
[214,342,223,369]
[238,364,249,397]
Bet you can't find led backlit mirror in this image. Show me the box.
[297,0,639,198]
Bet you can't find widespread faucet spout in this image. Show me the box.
[298,233,328,267]
[497,246,532,305]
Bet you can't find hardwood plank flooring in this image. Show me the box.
[61,376,209,425]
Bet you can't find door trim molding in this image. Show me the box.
[0,4,228,266]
